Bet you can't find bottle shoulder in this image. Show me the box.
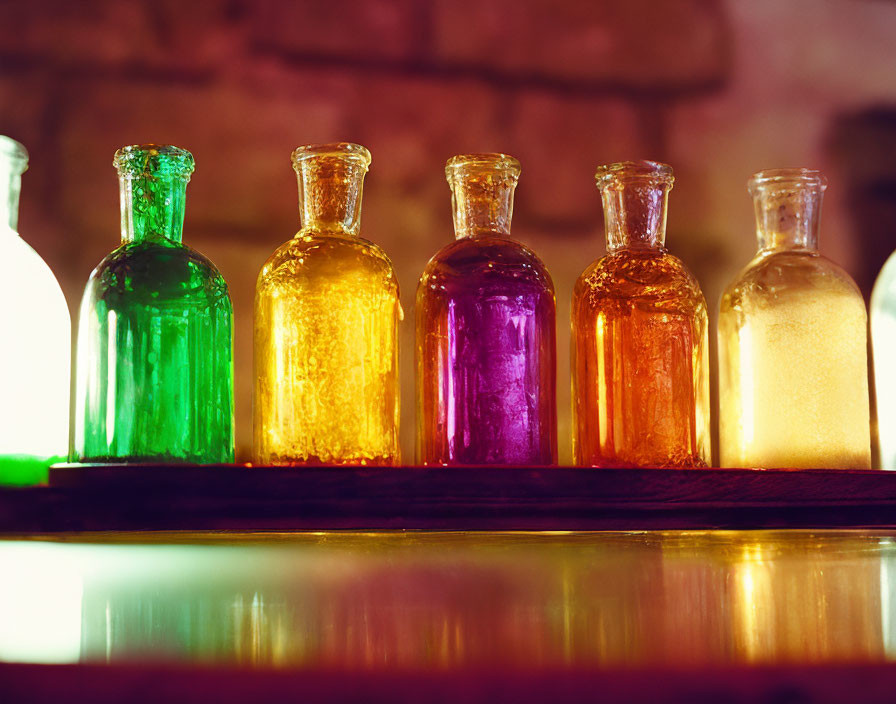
[419,235,554,293]
[88,239,230,304]
[872,250,896,313]
[259,231,398,289]
[574,247,705,312]
[721,249,863,313]
[0,231,70,315]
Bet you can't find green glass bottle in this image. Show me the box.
[72,145,234,464]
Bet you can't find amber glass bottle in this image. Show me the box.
[719,169,871,469]
[416,154,557,465]
[253,143,400,465]
[572,161,710,468]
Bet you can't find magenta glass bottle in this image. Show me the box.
[416,154,557,465]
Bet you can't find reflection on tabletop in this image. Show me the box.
[0,531,893,668]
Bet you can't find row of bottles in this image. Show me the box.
[0,136,892,480]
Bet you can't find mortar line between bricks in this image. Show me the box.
[0,54,216,86]
[0,49,729,101]
[250,47,729,101]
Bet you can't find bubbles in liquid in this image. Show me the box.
[254,233,400,465]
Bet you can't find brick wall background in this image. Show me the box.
[1,0,895,464]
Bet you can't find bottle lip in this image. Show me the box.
[749,168,827,192]
[595,160,673,188]
[445,153,521,178]
[114,144,195,179]
[0,135,28,173]
[291,142,371,168]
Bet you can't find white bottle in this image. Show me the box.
[0,136,71,484]
[872,251,896,469]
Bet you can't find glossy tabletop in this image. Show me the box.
[1,529,895,670]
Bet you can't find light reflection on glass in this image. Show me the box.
[0,543,83,662]
[1,531,895,668]
[880,538,896,656]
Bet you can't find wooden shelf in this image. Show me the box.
[5,662,896,704]
[0,464,895,532]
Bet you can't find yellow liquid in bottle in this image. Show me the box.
[719,251,871,469]
[253,233,401,465]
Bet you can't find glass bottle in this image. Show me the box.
[416,154,557,465]
[0,136,70,484]
[719,168,871,469]
[253,143,400,465]
[873,252,896,469]
[572,161,710,468]
[72,144,234,463]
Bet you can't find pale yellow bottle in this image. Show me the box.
[253,143,400,465]
[719,168,871,469]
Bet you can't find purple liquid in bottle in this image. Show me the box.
[415,154,557,465]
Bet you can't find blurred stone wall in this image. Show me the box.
[1,0,894,464]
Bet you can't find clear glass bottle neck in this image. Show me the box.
[448,155,519,239]
[750,175,824,253]
[296,154,367,237]
[0,167,22,234]
[119,174,187,244]
[600,179,670,252]
[0,137,27,235]
[114,146,194,246]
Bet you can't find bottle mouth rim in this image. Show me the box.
[749,168,827,191]
[114,144,195,178]
[595,160,673,187]
[0,135,28,172]
[292,142,371,168]
[445,153,521,176]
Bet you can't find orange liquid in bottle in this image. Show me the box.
[572,249,709,467]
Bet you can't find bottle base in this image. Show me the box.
[254,454,399,467]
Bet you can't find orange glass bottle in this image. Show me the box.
[571,161,710,468]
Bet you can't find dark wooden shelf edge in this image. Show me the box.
[0,465,895,532]
[5,661,896,704]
